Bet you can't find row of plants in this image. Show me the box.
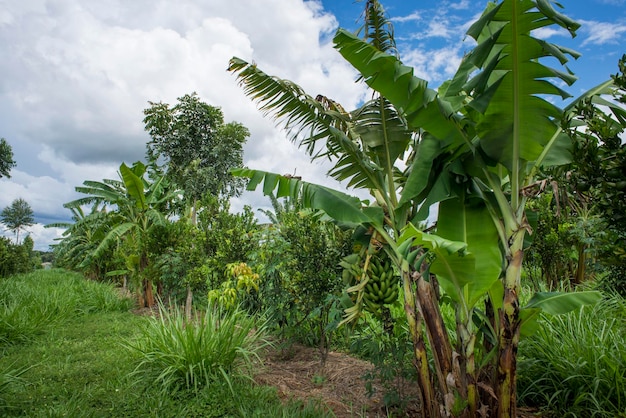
[44,0,626,416]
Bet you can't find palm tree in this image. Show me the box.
[228,1,616,416]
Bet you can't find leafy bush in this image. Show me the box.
[595,264,626,297]
[518,295,626,417]
[126,304,269,392]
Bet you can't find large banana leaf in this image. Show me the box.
[437,198,503,307]
[120,162,147,211]
[519,290,603,336]
[232,168,384,228]
[228,58,386,194]
[462,0,581,173]
[333,29,467,149]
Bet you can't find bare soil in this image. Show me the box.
[254,342,422,417]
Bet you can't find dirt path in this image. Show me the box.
[254,343,422,417]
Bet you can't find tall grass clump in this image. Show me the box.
[518,295,626,417]
[126,303,269,392]
[0,269,133,345]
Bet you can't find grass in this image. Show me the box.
[0,269,334,417]
[0,269,133,345]
[518,295,626,417]
[126,303,270,392]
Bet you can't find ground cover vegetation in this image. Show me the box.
[0,1,621,417]
[0,270,332,417]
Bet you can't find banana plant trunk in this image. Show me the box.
[185,285,193,320]
[401,267,440,418]
[139,252,155,308]
[495,231,525,417]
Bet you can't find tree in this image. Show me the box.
[143,92,249,208]
[1,198,34,244]
[0,138,16,179]
[143,93,250,316]
[63,161,179,307]
[228,1,610,416]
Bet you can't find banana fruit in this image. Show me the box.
[342,252,399,315]
[363,255,399,311]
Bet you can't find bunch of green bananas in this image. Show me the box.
[362,256,399,311]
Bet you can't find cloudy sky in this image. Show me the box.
[1,0,625,250]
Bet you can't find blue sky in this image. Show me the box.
[1,0,625,250]
[323,0,626,94]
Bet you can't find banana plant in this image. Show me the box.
[229,1,612,416]
[63,161,178,307]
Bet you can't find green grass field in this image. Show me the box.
[0,270,332,417]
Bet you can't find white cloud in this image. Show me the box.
[0,0,367,250]
[402,46,464,83]
[391,11,421,23]
[532,26,569,40]
[450,0,471,10]
[580,20,626,46]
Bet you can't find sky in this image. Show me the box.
[1,0,625,251]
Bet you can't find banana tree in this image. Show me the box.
[46,204,114,280]
[229,1,610,416]
[64,161,178,307]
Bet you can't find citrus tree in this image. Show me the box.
[228,1,616,416]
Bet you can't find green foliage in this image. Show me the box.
[48,205,118,280]
[208,262,260,309]
[197,197,258,291]
[0,236,39,278]
[0,138,16,179]
[1,198,34,245]
[125,303,269,393]
[58,161,179,306]
[350,306,418,412]
[144,92,249,201]
[251,196,352,356]
[518,295,626,417]
[0,362,29,410]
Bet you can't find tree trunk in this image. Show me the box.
[185,285,193,321]
[144,279,155,308]
[415,274,455,397]
[573,244,586,285]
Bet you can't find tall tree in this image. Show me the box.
[0,138,16,179]
[1,198,34,244]
[143,93,250,315]
[143,92,249,210]
[229,1,610,416]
